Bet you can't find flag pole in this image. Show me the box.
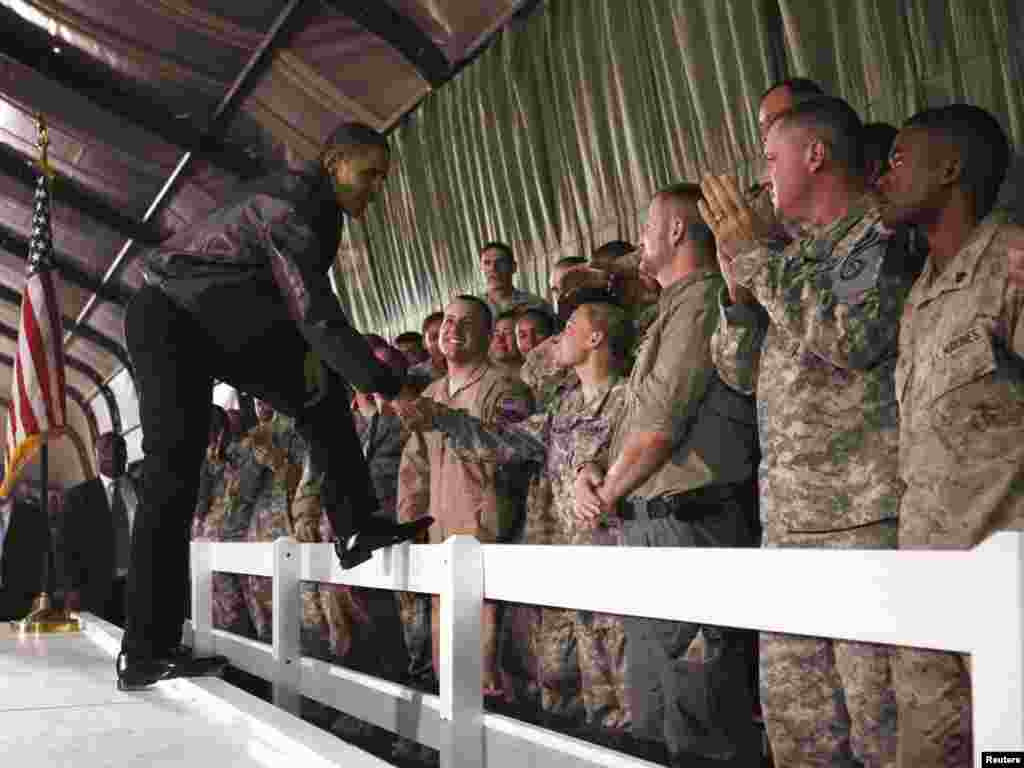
[12,115,78,634]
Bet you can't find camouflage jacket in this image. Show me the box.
[201,415,306,543]
[430,376,629,544]
[897,212,1024,549]
[520,336,577,413]
[712,199,921,540]
[192,447,238,542]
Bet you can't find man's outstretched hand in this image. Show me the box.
[392,396,442,433]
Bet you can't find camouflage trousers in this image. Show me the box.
[211,572,255,638]
[761,522,899,768]
[398,591,434,686]
[497,474,557,703]
[760,633,897,768]
[536,606,630,730]
[211,572,406,681]
[891,648,972,767]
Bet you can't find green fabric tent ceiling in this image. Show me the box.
[335,0,1023,340]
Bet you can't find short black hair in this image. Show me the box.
[322,122,390,156]
[479,241,514,263]
[760,77,825,106]
[591,240,635,261]
[421,311,444,333]
[554,256,587,269]
[494,308,521,326]
[904,104,1011,220]
[862,122,898,178]
[517,307,556,337]
[452,294,494,332]
[394,331,423,346]
[778,96,865,177]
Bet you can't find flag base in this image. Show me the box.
[9,593,80,634]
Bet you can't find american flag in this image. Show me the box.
[0,173,66,497]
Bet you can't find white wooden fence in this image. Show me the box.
[186,533,1024,767]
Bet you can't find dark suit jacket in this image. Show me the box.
[59,476,138,612]
[0,500,52,621]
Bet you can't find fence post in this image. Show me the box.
[190,541,213,656]
[439,535,484,768]
[272,536,301,714]
[970,532,1024,761]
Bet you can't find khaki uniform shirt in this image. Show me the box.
[897,212,1024,549]
[712,200,921,543]
[430,377,628,544]
[397,364,533,543]
[610,270,757,501]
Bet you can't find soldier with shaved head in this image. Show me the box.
[575,182,761,766]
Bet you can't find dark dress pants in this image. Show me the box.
[122,285,378,659]
[623,487,760,763]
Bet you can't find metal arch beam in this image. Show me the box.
[0,283,132,377]
[65,0,310,352]
[0,352,99,447]
[0,320,121,434]
[324,1,451,89]
[0,140,164,245]
[0,220,131,306]
[0,3,258,180]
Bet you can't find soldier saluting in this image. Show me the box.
[702,97,924,768]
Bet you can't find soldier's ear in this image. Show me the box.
[940,153,963,187]
[669,215,685,247]
[806,138,826,173]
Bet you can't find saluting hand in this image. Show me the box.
[698,173,773,260]
[699,173,767,305]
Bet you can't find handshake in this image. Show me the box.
[388,395,445,433]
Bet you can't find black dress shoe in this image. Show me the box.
[334,517,434,569]
[116,651,229,691]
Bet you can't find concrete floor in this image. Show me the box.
[0,614,388,768]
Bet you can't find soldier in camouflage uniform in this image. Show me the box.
[702,97,924,768]
[235,404,307,646]
[396,299,634,735]
[192,406,254,638]
[877,104,1020,767]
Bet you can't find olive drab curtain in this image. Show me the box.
[333,0,1024,339]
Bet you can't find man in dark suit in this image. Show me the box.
[59,432,138,626]
[0,483,52,621]
[118,122,430,691]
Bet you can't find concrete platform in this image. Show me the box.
[0,614,389,768]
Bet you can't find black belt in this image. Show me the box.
[620,482,751,522]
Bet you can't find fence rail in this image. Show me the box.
[187,533,1024,767]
